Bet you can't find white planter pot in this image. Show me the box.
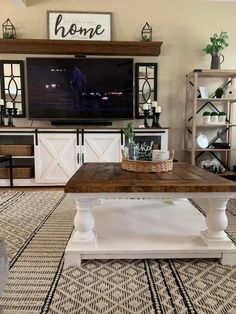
[211,115,218,123]
[218,115,226,123]
[203,115,211,124]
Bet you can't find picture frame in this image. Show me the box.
[199,86,208,98]
[47,11,112,41]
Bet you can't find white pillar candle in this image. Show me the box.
[156,106,162,113]
[143,103,149,110]
[152,101,157,108]
[6,102,13,108]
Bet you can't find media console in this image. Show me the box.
[0,127,169,187]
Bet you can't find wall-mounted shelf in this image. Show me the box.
[0,38,163,56]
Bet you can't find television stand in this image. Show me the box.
[51,120,113,126]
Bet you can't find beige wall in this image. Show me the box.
[1,0,236,162]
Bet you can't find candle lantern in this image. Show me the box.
[2,18,16,39]
[142,105,150,128]
[151,101,157,127]
[155,105,162,128]
[6,102,15,127]
[141,22,152,42]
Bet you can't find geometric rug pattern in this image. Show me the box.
[0,192,236,313]
[0,191,65,263]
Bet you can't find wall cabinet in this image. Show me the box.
[0,127,169,186]
[185,69,236,169]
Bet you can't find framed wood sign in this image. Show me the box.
[47,11,112,41]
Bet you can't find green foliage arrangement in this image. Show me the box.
[3,32,15,39]
[203,111,211,116]
[124,122,135,140]
[203,31,229,55]
[219,111,226,116]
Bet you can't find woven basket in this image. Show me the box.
[0,144,33,156]
[122,150,174,173]
[0,166,34,179]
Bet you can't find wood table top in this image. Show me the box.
[64,162,236,193]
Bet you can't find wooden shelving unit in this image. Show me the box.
[185,69,236,170]
[0,38,163,56]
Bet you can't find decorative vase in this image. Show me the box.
[127,138,139,160]
[215,87,224,98]
[203,114,211,124]
[218,113,226,123]
[210,112,219,123]
[210,54,224,69]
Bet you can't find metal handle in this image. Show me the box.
[77,153,80,164]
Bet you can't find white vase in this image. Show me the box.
[211,115,218,123]
[203,115,211,124]
[218,115,226,123]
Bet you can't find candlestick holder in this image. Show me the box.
[151,107,157,127]
[0,106,5,126]
[155,112,161,127]
[7,108,14,127]
[143,109,150,128]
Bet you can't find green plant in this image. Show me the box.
[124,122,135,139]
[211,111,219,116]
[203,31,229,55]
[219,111,226,116]
[215,87,224,98]
[203,111,211,116]
[3,32,15,39]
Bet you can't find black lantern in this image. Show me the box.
[2,19,16,39]
[141,22,152,42]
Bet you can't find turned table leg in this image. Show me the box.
[73,198,97,242]
[200,198,232,247]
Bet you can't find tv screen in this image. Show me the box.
[26,57,134,121]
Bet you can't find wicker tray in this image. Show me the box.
[0,144,34,156]
[122,150,174,173]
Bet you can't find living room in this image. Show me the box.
[1,0,236,313]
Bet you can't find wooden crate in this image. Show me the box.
[0,166,34,179]
[0,144,34,156]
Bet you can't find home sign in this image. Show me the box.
[47,11,112,41]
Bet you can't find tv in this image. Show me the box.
[26,57,134,123]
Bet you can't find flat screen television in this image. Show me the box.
[26,57,134,122]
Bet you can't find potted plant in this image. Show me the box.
[210,111,219,123]
[202,111,211,124]
[124,122,135,142]
[215,87,224,98]
[218,111,227,123]
[203,31,229,69]
[123,122,138,160]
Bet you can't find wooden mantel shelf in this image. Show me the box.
[0,38,163,56]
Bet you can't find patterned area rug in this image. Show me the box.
[0,192,236,314]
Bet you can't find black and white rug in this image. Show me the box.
[0,191,236,314]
